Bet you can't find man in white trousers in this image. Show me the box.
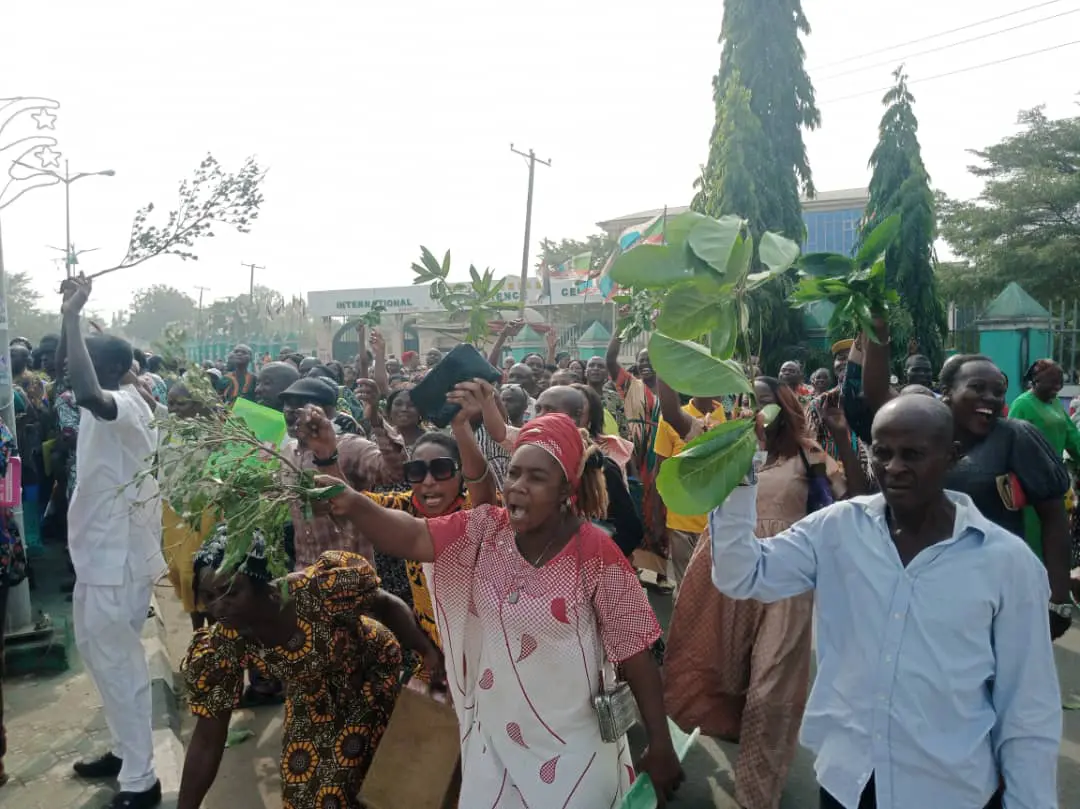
[62,276,164,809]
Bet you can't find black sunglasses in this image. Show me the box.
[403,457,459,484]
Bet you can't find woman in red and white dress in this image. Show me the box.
[320,403,683,808]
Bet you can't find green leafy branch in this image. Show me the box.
[138,372,335,586]
[607,211,802,513]
[411,246,509,344]
[789,215,902,340]
[358,303,386,329]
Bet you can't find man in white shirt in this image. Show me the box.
[709,395,1061,809]
[62,277,164,809]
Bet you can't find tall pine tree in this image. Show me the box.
[694,0,820,240]
[860,67,947,370]
[692,2,820,372]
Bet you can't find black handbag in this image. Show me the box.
[408,344,503,428]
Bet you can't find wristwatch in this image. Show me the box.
[1049,602,1074,622]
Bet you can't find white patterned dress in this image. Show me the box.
[425,505,662,808]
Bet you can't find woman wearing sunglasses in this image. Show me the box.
[359,431,486,658]
[316,408,683,808]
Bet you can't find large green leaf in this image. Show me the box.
[672,417,750,459]
[656,279,728,339]
[648,332,753,397]
[609,245,694,288]
[855,214,901,266]
[709,313,738,359]
[758,231,801,273]
[798,252,855,278]
[656,420,757,515]
[662,211,710,249]
[725,233,753,286]
[686,216,744,274]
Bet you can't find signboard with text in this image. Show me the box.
[307,276,603,318]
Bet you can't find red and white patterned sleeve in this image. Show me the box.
[425,503,504,562]
[589,528,662,663]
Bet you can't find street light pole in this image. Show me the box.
[65,160,71,277]
[17,159,116,278]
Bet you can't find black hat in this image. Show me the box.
[281,377,338,407]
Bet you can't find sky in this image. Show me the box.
[1,0,1078,318]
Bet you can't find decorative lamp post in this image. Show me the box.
[0,96,66,646]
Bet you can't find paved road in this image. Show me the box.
[156,586,1080,808]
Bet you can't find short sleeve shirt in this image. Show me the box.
[943,418,1070,539]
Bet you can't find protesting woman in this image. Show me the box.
[663,377,847,809]
[177,534,442,809]
[860,325,1074,637]
[318,410,683,807]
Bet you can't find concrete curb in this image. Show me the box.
[143,593,184,801]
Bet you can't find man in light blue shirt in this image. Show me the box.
[709,395,1061,809]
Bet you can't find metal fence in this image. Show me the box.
[948,298,1080,378]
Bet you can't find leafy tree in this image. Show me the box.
[938,106,1080,303]
[696,0,820,241]
[89,153,266,280]
[125,285,198,342]
[692,73,764,233]
[4,272,53,341]
[859,67,947,370]
[535,233,617,275]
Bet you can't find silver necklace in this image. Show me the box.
[507,533,559,604]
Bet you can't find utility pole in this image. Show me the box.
[194,285,210,351]
[241,262,264,299]
[510,144,551,313]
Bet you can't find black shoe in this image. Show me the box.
[73,752,123,779]
[107,780,161,809]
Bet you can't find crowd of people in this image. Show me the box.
[1,280,1079,808]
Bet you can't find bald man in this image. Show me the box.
[708,395,1061,809]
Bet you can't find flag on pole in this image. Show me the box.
[550,252,593,279]
[586,207,669,302]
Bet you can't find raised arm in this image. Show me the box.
[447,380,499,506]
[487,318,523,367]
[61,277,117,421]
[605,333,622,381]
[709,472,819,602]
[656,378,695,439]
[861,320,896,412]
[320,477,435,562]
[370,328,390,396]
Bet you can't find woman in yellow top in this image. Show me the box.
[363,430,490,654]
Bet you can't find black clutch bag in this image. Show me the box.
[409,344,503,428]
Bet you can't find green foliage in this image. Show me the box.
[147,374,329,584]
[938,105,1080,303]
[654,419,758,515]
[124,285,198,343]
[790,217,902,338]
[535,233,617,275]
[4,271,56,342]
[91,154,266,279]
[358,303,386,329]
[411,246,508,344]
[610,211,801,512]
[858,68,946,369]
[695,2,820,240]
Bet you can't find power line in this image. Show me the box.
[820,39,1080,105]
[817,7,1080,81]
[812,0,1068,71]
